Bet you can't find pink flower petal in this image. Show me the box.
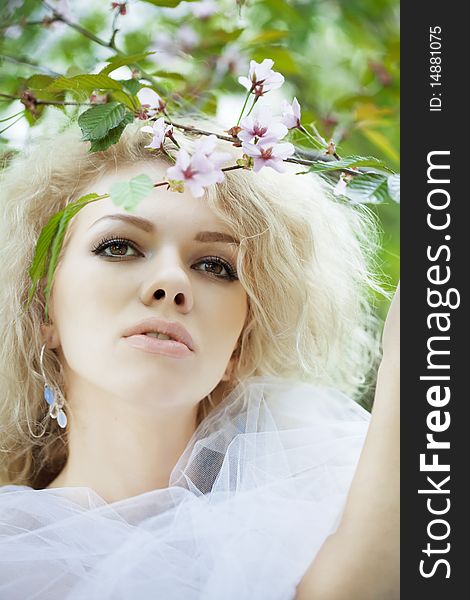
[272,142,295,159]
[264,158,287,173]
[238,76,252,91]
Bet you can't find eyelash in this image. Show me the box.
[91,236,239,281]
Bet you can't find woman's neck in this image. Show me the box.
[46,384,201,504]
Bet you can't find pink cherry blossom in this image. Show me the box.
[166,144,229,198]
[189,0,219,19]
[281,97,301,129]
[193,135,232,169]
[241,139,295,173]
[238,59,285,97]
[141,118,173,149]
[137,88,165,117]
[238,104,288,144]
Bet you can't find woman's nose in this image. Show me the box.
[140,248,193,312]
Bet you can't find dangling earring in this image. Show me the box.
[39,343,67,428]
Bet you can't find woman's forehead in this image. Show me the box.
[65,161,231,238]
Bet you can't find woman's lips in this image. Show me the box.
[123,334,193,358]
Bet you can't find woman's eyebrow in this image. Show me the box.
[88,214,239,245]
[88,214,154,232]
[194,231,239,245]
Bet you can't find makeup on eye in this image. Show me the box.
[91,236,142,258]
[90,235,239,281]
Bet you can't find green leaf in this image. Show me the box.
[24,75,55,89]
[88,114,133,152]
[109,174,154,211]
[344,173,391,205]
[78,102,131,141]
[26,193,105,320]
[47,74,124,93]
[27,213,67,305]
[150,70,185,81]
[108,89,137,110]
[120,79,141,96]
[307,155,392,174]
[100,52,156,75]
[43,196,106,320]
[387,174,400,203]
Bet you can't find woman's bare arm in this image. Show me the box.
[295,284,400,600]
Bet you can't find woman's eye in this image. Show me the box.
[193,258,238,281]
[92,238,141,258]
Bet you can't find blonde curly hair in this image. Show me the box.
[0,117,386,488]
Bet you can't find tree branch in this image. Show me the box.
[0,54,61,76]
[0,93,94,107]
[36,100,94,106]
[0,94,362,176]
[163,119,237,143]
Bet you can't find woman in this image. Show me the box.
[0,120,399,598]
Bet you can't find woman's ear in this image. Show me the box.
[40,322,60,349]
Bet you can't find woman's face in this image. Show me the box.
[47,160,248,413]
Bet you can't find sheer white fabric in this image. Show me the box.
[0,375,370,599]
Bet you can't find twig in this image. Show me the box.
[35,100,94,106]
[57,16,116,49]
[152,164,244,189]
[284,157,359,176]
[236,91,251,127]
[163,119,237,143]
[222,165,244,172]
[40,0,115,48]
[0,54,61,76]
[109,8,120,48]
[0,94,96,107]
